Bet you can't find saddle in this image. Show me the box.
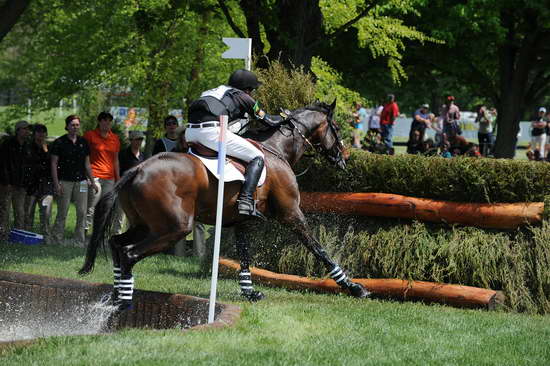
[186,139,267,186]
[187,139,265,176]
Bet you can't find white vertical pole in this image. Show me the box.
[72,97,77,114]
[245,38,252,71]
[208,115,228,324]
[27,98,32,121]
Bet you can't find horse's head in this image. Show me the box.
[300,99,347,169]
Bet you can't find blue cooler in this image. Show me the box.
[9,229,44,245]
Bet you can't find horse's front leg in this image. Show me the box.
[235,224,265,301]
[283,210,370,298]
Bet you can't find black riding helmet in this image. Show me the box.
[228,69,261,91]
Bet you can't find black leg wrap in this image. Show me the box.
[237,157,266,220]
[329,265,370,298]
[239,270,265,302]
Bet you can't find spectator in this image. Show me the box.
[51,115,96,246]
[440,96,461,139]
[368,102,383,135]
[0,120,31,231]
[409,104,431,154]
[428,113,444,148]
[476,105,495,156]
[380,94,400,152]
[84,111,121,230]
[152,115,179,155]
[440,141,452,158]
[407,129,423,154]
[530,107,547,160]
[113,130,145,234]
[24,124,54,239]
[351,102,368,148]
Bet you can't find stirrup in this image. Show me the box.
[237,198,267,221]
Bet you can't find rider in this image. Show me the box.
[186,69,283,219]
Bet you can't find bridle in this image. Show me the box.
[284,107,345,174]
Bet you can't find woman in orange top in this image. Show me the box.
[84,111,121,230]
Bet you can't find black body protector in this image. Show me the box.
[188,83,282,219]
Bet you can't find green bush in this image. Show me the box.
[295,149,550,203]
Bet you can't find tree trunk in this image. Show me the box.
[493,9,539,159]
[263,0,323,69]
[0,0,31,43]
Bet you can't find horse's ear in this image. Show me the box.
[330,99,337,111]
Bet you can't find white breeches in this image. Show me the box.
[185,126,264,163]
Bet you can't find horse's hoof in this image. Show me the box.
[348,282,371,299]
[114,299,133,312]
[241,290,265,302]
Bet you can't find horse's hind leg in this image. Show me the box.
[281,209,370,298]
[109,225,149,308]
[235,223,264,301]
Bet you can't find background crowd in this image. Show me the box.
[353,94,550,162]
[0,112,189,247]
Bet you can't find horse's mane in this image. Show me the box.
[243,101,332,142]
[293,101,332,115]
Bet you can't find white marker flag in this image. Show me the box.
[221,37,252,70]
[208,115,228,324]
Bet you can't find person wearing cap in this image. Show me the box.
[24,124,54,240]
[50,115,96,246]
[113,130,145,234]
[152,115,179,155]
[530,107,547,160]
[186,69,283,219]
[407,104,431,154]
[119,130,145,176]
[0,120,31,233]
[380,94,400,152]
[84,111,121,230]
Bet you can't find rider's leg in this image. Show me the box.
[236,156,265,219]
[186,127,266,218]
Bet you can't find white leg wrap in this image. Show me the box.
[118,276,134,301]
[329,266,348,285]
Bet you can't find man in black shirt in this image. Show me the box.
[50,115,96,247]
[0,120,31,233]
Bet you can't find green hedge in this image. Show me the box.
[295,149,550,203]
[210,215,550,314]
[206,152,550,314]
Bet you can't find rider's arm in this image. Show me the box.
[252,101,283,127]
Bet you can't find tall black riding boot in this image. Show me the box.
[237,157,265,220]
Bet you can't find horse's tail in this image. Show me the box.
[78,167,141,275]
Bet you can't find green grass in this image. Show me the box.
[1,243,550,365]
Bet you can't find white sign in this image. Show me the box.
[222,37,252,70]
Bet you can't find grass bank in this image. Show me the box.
[1,243,549,365]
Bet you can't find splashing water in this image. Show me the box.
[0,293,117,342]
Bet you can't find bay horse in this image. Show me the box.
[79,100,369,309]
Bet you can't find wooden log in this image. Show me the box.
[299,192,544,229]
[219,257,505,310]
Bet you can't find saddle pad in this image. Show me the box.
[189,150,267,186]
